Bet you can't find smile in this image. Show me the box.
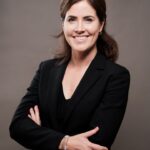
[73,35,89,42]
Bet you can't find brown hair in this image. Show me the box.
[55,0,118,62]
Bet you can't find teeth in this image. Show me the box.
[75,36,88,37]
[74,36,88,41]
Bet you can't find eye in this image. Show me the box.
[85,18,93,22]
[83,16,95,23]
[67,17,76,22]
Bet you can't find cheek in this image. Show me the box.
[63,24,73,36]
[63,26,73,44]
[87,25,100,35]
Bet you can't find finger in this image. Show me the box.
[81,127,99,138]
[103,147,108,150]
[98,146,108,150]
[34,105,39,119]
[29,108,36,121]
[28,114,31,118]
[90,142,108,150]
[34,105,41,125]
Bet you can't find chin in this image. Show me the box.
[72,48,90,53]
[71,45,90,51]
[71,44,96,54]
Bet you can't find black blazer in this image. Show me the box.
[9,53,130,150]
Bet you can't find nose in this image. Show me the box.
[74,21,85,33]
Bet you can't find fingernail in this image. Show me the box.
[96,126,99,130]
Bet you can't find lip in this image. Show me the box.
[73,35,89,38]
[74,36,88,42]
[72,35,89,42]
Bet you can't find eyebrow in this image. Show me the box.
[67,15,76,19]
[67,15,95,19]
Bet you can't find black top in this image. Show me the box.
[57,84,73,129]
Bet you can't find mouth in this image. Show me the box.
[73,35,89,42]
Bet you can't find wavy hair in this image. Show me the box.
[55,0,118,63]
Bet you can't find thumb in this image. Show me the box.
[82,126,99,138]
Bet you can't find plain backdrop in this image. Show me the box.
[0,0,149,149]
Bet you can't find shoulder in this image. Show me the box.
[96,53,130,76]
[106,60,129,74]
[97,57,131,92]
[38,58,62,71]
[104,59,130,83]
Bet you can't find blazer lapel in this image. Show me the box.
[47,61,68,129]
[63,53,106,125]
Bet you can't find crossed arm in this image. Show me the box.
[10,61,129,150]
[28,105,108,150]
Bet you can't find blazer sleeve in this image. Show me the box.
[89,67,130,148]
[9,62,65,150]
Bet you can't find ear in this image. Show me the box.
[99,21,105,33]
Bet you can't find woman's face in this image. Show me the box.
[63,0,104,53]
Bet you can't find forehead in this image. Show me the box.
[66,1,97,17]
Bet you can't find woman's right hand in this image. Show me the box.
[28,105,41,126]
[67,127,108,150]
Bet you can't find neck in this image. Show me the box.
[70,48,97,67]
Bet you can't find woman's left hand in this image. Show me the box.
[28,105,41,126]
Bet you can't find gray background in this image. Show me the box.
[0,0,149,149]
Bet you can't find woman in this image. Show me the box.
[9,0,130,150]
